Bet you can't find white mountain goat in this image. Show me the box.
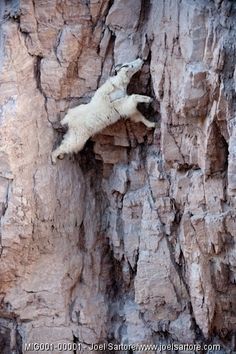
[51,58,155,164]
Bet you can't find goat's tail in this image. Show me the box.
[61,114,70,126]
[61,108,77,126]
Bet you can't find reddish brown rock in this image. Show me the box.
[0,0,235,352]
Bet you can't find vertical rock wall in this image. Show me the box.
[0,0,235,353]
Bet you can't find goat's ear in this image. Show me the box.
[112,66,119,75]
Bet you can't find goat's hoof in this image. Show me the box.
[58,154,65,160]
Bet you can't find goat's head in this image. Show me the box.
[114,58,143,79]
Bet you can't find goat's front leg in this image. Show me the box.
[114,94,153,117]
[131,94,153,104]
[130,111,156,128]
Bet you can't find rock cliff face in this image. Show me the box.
[0,0,235,353]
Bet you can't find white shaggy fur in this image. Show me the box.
[51,58,155,164]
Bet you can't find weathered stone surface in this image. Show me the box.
[0,0,236,352]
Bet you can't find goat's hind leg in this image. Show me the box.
[51,144,67,164]
[51,131,86,164]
